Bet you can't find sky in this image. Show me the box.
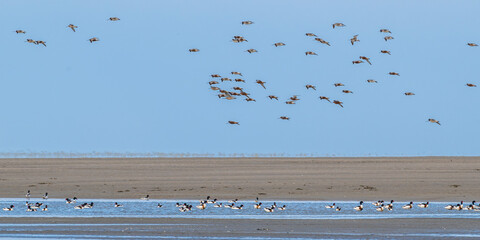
[0,0,479,157]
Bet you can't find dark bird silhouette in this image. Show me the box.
[350,35,359,45]
[246,49,258,53]
[467,43,478,47]
[315,38,330,46]
[231,71,242,76]
[342,90,353,94]
[389,72,400,76]
[334,83,344,87]
[35,40,46,47]
[384,36,394,41]
[235,79,245,83]
[380,29,391,33]
[305,33,317,37]
[367,79,377,83]
[466,83,477,87]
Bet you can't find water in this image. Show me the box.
[0,198,478,219]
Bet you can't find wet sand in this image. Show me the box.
[0,157,479,201]
[0,217,479,239]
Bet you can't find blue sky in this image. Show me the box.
[0,0,479,157]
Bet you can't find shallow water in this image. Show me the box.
[0,198,479,219]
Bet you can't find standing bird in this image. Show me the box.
[246,49,258,53]
[26,190,31,198]
[332,22,345,28]
[256,80,266,89]
[16,30,26,34]
[380,50,391,55]
[467,43,478,47]
[306,84,316,90]
[109,17,120,21]
[43,192,48,199]
[280,116,290,120]
[242,21,254,25]
[89,37,99,43]
[359,56,372,65]
[384,36,394,41]
[228,121,239,125]
[274,42,286,47]
[380,29,391,33]
[188,48,199,52]
[389,72,400,76]
[350,35,360,45]
[428,119,440,125]
[305,51,317,56]
[319,96,331,102]
[67,24,78,32]
[333,100,343,108]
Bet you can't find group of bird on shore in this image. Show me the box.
[188,21,478,126]
[3,191,480,213]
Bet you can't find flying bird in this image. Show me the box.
[384,36,394,41]
[315,38,330,46]
[466,83,477,87]
[352,60,363,64]
[189,48,199,52]
[334,83,344,87]
[367,79,377,83]
[16,30,26,34]
[319,96,331,102]
[274,42,286,47]
[256,80,266,89]
[280,116,290,120]
[305,33,317,37]
[428,119,441,125]
[332,23,345,28]
[233,87,243,91]
[467,43,478,47]
[228,121,240,125]
[109,17,120,21]
[221,77,232,82]
[231,71,242,76]
[246,49,258,53]
[242,21,254,25]
[35,40,46,47]
[380,50,391,55]
[245,97,256,102]
[208,81,219,85]
[268,95,279,100]
[380,29,391,33]
[210,86,220,91]
[26,39,35,43]
[389,72,400,76]
[305,51,317,56]
[306,85,316,90]
[359,56,372,65]
[211,74,221,78]
[67,24,78,32]
[234,79,245,83]
[350,35,360,45]
[290,95,300,101]
[89,37,99,43]
[342,90,353,94]
[285,101,296,105]
[404,92,415,96]
[333,100,343,108]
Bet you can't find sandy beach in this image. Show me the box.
[0,217,478,239]
[0,157,478,201]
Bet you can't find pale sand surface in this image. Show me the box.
[0,218,479,239]
[0,157,479,201]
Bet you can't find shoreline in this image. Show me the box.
[0,157,478,201]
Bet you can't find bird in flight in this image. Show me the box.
[384,36,394,41]
[389,72,400,76]
[89,37,100,43]
[315,38,330,46]
[359,56,372,65]
[380,50,391,55]
[350,35,360,45]
[274,42,286,47]
[109,17,120,21]
[26,39,35,43]
[189,48,199,52]
[319,96,331,102]
[35,40,46,47]
[352,60,363,64]
[342,90,353,94]
[332,23,345,28]
[208,81,219,85]
[242,21,254,25]
[305,33,317,37]
[256,80,266,89]
[467,43,478,47]
[228,121,240,125]
[305,51,317,56]
[67,24,78,32]
[211,74,221,78]
[280,116,290,120]
[367,79,377,83]
[333,100,344,108]
[221,77,232,82]
[246,49,258,53]
[16,30,26,34]
[334,83,344,87]
[285,101,296,105]
[231,72,242,76]
[306,85,316,90]
[466,83,477,87]
[404,92,415,96]
[428,119,441,125]
[268,95,279,100]
[380,29,391,33]
[234,79,245,83]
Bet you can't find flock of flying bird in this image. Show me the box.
[3,191,480,213]
[188,21,479,126]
